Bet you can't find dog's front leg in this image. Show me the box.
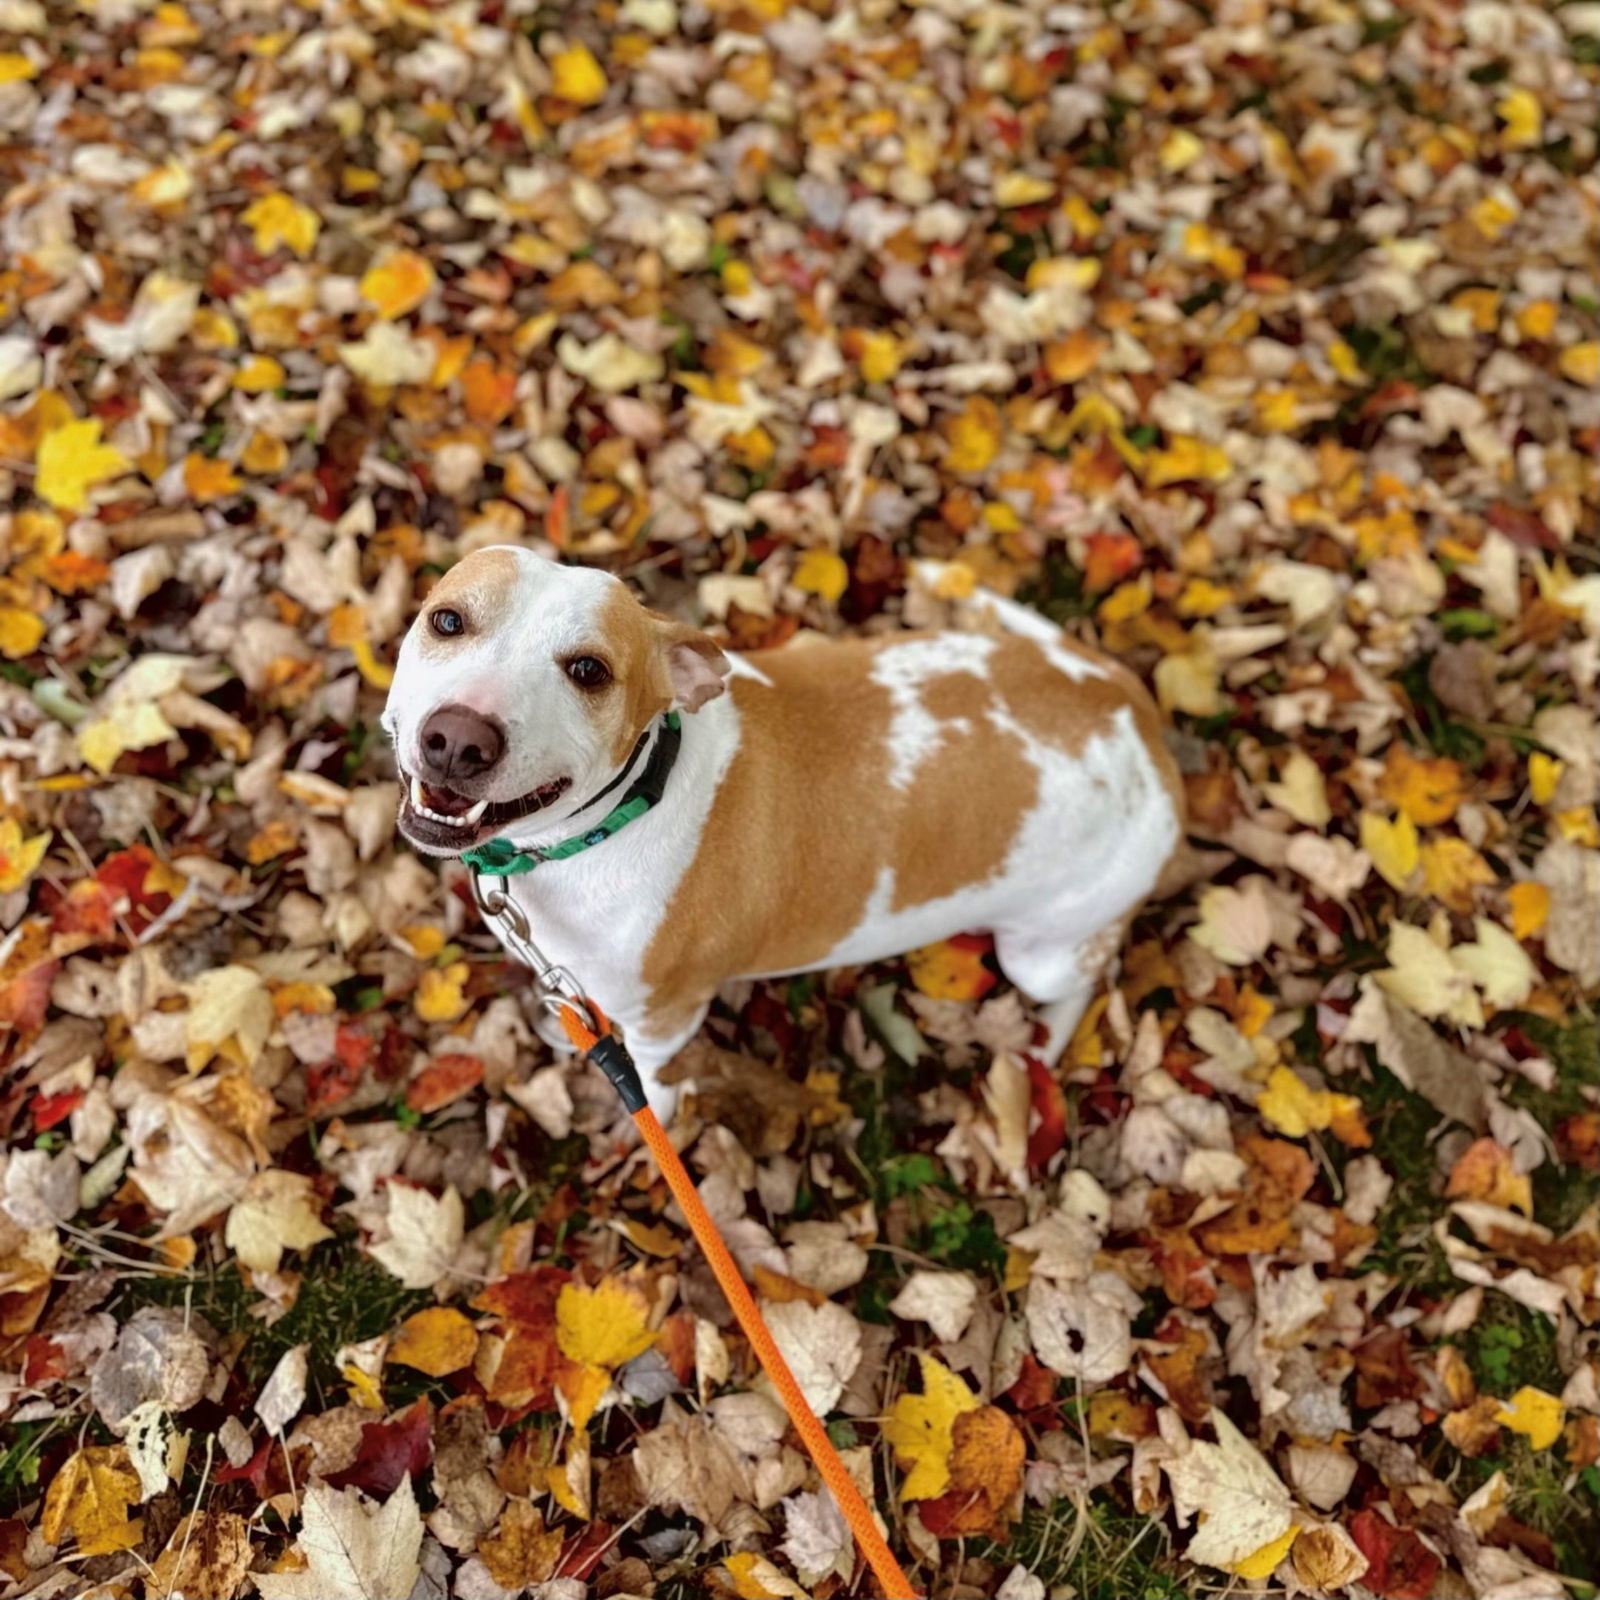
[608,1002,711,1124]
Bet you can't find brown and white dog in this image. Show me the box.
[383,547,1185,1116]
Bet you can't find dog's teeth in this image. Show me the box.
[409,774,425,809]
[463,798,488,824]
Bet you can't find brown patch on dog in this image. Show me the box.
[416,547,520,659]
[890,668,1039,910]
[640,630,1180,1037]
[593,588,675,765]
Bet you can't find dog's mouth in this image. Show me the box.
[396,769,573,854]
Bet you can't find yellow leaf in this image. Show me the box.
[415,963,469,1023]
[233,354,285,393]
[1146,435,1231,488]
[945,397,1002,475]
[40,1446,142,1556]
[1495,1387,1564,1451]
[791,549,849,605]
[1559,342,1600,386]
[1420,836,1496,912]
[1375,923,1483,1029]
[1507,881,1550,940]
[1254,389,1300,433]
[550,44,607,104]
[35,417,129,512]
[351,638,394,690]
[1497,87,1542,149]
[1553,807,1599,846]
[344,1363,385,1410]
[360,249,437,319]
[557,1279,654,1370]
[1528,751,1564,806]
[1177,577,1232,618]
[0,608,45,659]
[1470,189,1519,241]
[1154,642,1223,717]
[0,818,50,894]
[1261,749,1330,829]
[0,52,38,83]
[225,1168,333,1274]
[1360,811,1420,892]
[1378,746,1465,826]
[883,1353,980,1501]
[557,1362,611,1430]
[1160,128,1203,173]
[1257,1066,1368,1146]
[1230,1524,1299,1581]
[78,701,176,774]
[240,191,320,258]
[1327,338,1366,383]
[241,431,289,474]
[182,453,241,501]
[545,1441,591,1519]
[1451,916,1537,1009]
[857,329,904,383]
[995,171,1054,206]
[388,1307,479,1377]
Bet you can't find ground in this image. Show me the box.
[0,1,1598,1598]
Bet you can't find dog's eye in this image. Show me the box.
[566,656,611,689]
[429,608,465,638]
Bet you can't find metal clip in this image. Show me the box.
[470,872,603,1035]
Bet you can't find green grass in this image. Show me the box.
[111,1234,435,1406]
[977,1499,1180,1598]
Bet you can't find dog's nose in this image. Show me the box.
[417,704,505,783]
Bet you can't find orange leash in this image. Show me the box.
[558,1003,919,1600]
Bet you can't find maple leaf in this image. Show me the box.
[556,1277,656,1371]
[40,1445,142,1556]
[240,191,320,259]
[35,417,129,512]
[478,1500,563,1589]
[1161,1408,1296,1577]
[225,1169,333,1274]
[884,1353,981,1501]
[917,1405,1025,1539]
[1346,1509,1442,1600]
[256,1479,423,1600]
[370,1183,465,1289]
[791,548,849,604]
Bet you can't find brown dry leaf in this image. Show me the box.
[477,1499,562,1590]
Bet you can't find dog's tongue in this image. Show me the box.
[421,782,474,816]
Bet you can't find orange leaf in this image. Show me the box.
[461,356,517,424]
[906,936,997,1001]
[359,249,437,319]
[1446,1137,1533,1215]
[406,1053,484,1113]
[182,453,242,501]
[1378,745,1466,826]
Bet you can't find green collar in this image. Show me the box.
[461,713,681,878]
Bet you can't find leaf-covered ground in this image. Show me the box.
[1,0,1598,1596]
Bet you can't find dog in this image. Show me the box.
[383,546,1186,1117]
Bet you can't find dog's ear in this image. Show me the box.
[650,616,729,713]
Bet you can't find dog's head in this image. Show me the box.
[383,547,728,858]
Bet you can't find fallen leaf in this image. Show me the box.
[884,1354,981,1501]
[255,1478,423,1600]
[36,417,129,512]
[1361,811,1421,891]
[370,1183,465,1290]
[387,1307,479,1377]
[1495,1386,1564,1450]
[225,1170,332,1274]
[40,1445,142,1555]
[1161,1408,1296,1577]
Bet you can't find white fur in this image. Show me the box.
[387,552,1180,1118]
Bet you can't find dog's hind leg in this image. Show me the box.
[994,920,1126,1068]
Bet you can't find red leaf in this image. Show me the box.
[473,1268,574,1414]
[307,1023,376,1115]
[1486,501,1560,552]
[406,1053,484,1114]
[1024,1055,1068,1170]
[0,959,57,1032]
[325,1397,432,1497]
[22,1336,65,1384]
[556,1522,615,1581]
[31,1088,83,1131]
[1348,1509,1442,1600]
[1082,532,1142,593]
